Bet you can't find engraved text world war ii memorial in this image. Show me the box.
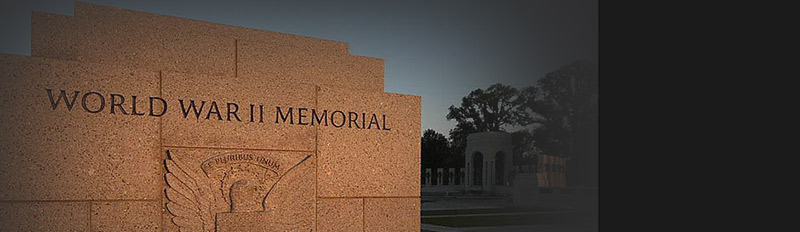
[0,3,420,231]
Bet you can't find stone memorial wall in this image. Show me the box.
[0,2,420,231]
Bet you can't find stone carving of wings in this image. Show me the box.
[164,150,216,232]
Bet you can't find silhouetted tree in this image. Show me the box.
[443,61,597,187]
[446,84,526,155]
[446,122,477,162]
[520,60,598,186]
[421,129,452,170]
[511,129,538,167]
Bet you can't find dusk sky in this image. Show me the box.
[0,0,598,136]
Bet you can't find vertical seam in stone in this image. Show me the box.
[88,201,93,232]
[158,70,165,232]
[159,70,164,154]
[314,85,319,231]
[158,70,163,158]
[361,198,366,232]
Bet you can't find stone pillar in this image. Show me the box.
[483,160,489,192]
[561,159,567,187]
[540,157,546,188]
[555,157,561,188]
[437,168,444,186]
[459,168,465,187]
[466,131,512,193]
[558,158,564,188]
[537,173,543,188]
[546,157,553,188]
[448,168,456,185]
[425,168,431,186]
[547,164,553,188]
[465,153,471,190]
[485,160,490,191]
[561,158,567,187]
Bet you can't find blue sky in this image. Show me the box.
[0,0,598,136]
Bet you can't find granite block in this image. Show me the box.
[317,87,421,197]
[0,201,89,231]
[161,148,315,231]
[364,198,420,231]
[91,201,160,232]
[8,2,422,230]
[316,198,363,232]
[238,40,384,91]
[31,11,77,60]
[73,2,348,55]
[0,54,161,201]
[71,12,236,77]
[215,211,310,231]
[31,3,371,83]
[161,71,316,151]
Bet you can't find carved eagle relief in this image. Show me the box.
[164,150,311,232]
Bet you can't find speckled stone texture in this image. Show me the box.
[316,198,364,231]
[161,71,317,150]
[31,11,77,61]
[364,198,421,231]
[32,3,383,91]
[92,201,161,231]
[2,2,420,231]
[317,87,421,197]
[161,148,315,231]
[0,54,162,201]
[238,40,385,91]
[0,202,89,231]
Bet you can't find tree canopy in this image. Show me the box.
[446,83,527,156]
[530,60,598,186]
[421,129,458,169]
[425,60,598,186]
[446,84,526,132]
